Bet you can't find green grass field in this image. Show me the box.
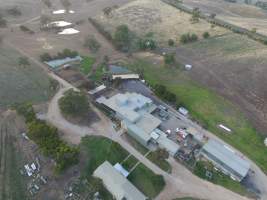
[80,56,95,75]
[0,45,57,109]
[126,59,267,174]
[128,163,165,198]
[80,136,165,199]
[147,151,172,173]
[122,155,138,171]
[194,161,250,196]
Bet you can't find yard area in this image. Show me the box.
[125,58,267,174]
[80,56,95,75]
[194,161,251,197]
[128,163,166,198]
[80,136,165,199]
[147,151,172,173]
[0,44,57,109]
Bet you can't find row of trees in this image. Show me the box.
[16,103,79,173]
[180,33,198,44]
[154,84,177,103]
[40,49,79,62]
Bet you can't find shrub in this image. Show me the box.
[16,104,79,172]
[168,39,175,46]
[19,25,34,34]
[203,31,210,39]
[0,16,7,27]
[84,35,101,53]
[154,84,177,103]
[7,6,22,16]
[180,33,198,44]
[40,52,52,62]
[138,38,157,50]
[164,53,175,65]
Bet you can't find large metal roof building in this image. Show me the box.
[94,161,147,200]
[96,92,180,156]
[201,139,250,182]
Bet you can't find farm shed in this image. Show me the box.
[201,139,250,182]
[94,161,147,200]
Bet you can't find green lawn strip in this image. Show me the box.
[80,56,95,75]
[121,155,138,171]
[194,161,250,196]
[125,59,267,174]
[147,151,172,173]
[81,135,129,176]
[124,133,149,155]
[90,64,105,82]
[81,136,165,199]
[128,163,165,199]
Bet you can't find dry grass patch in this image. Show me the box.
[95,0,228,44]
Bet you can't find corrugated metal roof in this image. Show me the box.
[94,161,147,200]
[157,135,180,156]
[45,56,82,69]
[202,139,250,178]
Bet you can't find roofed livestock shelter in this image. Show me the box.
[94,161,147,200]
[201,139,250,182]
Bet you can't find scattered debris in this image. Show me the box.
[22,132,30,140]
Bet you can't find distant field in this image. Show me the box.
[125,57,267,174]
[0,45,56,109]
[95,0,228,44]
[182,0,267,36]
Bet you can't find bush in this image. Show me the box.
[203,31,210,39]
[59,89,89,117]
[154,84,177,103]
[16,103,79,172]
[7,6,22,16]
[168,39,175,46]
[19,25,34,34]
[138,38,157,50]
[40,52,53,62]
[164,53,175,65]
[113,25,131,52]
[0,16,7,28]
[180,33,198,44]
[84,35,101,53]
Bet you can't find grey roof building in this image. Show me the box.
[96,92,180,156]
[201,139,250,182]
[93,161,147,200]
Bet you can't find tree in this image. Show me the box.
[168,39,175,46]
[155,149,169,160]
[7,6,22,16]
[40,14,51,26]
[55,143,79,172]
[42,0,52,8]
[40,52,52,62]
[84,35,101,53]
[61,0,71,11]
[59,89,89,117]
[191,7,200,23]
[180,33,198,44]
[0,16,7,28]
[103,7,112,16]
[203,31,210,39]
[18,57,30,68]
[164,53,175,65]
[113,25,131,51]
